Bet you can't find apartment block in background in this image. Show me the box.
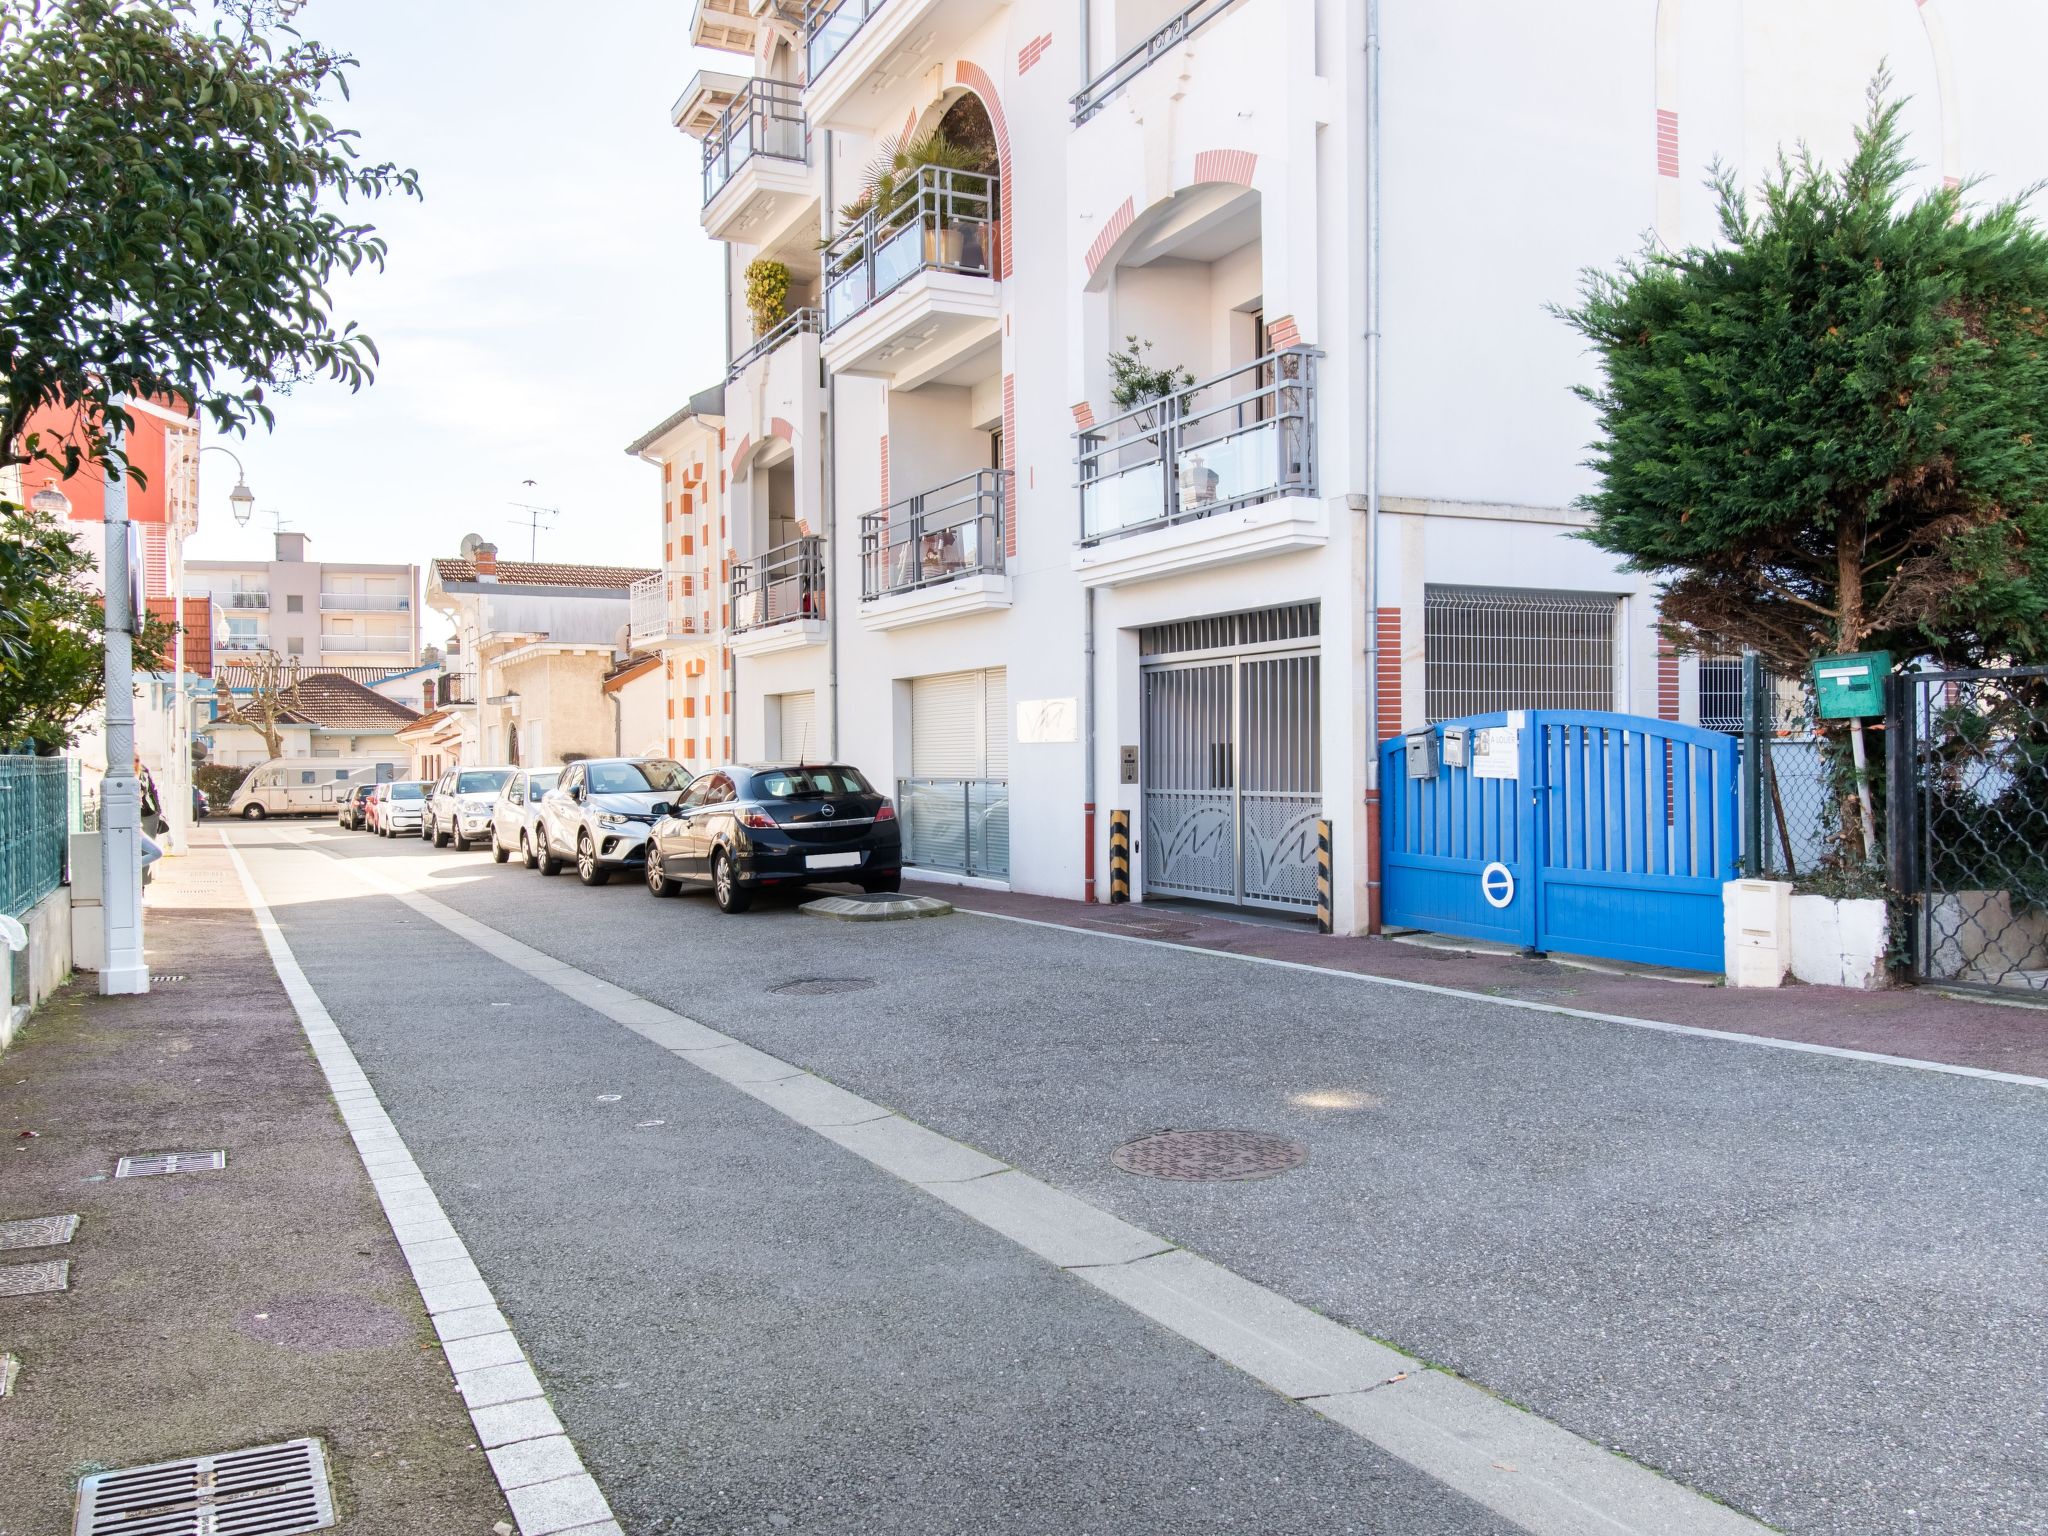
[188,531,420,671]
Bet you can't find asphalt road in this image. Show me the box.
[238,821,2048,1536]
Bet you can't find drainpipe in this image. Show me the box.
[1078,5,1098,901]
[822,128,840,759]
[1362,0,1384,932]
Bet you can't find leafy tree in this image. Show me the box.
[0,502,173,752]
[1560,84,2048,677]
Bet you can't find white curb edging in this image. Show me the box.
[222,834,623,1536]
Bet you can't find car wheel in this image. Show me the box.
[712,850,751,914]
[646,854,680,898]
[576,832,610,887]
[241,804,266,820]
[492,836,510,864]
[860,872,902,895]
[521,832,538,870]
[420,818,433,841]
[536,831,562,876]
[453,829,470,852]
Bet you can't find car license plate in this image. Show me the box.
[805,852,862,870]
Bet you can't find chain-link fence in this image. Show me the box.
[1894,668,2048,995]
[1712,655,1856,882]
[0,756,74,918]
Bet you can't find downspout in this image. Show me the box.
[822,128,840,758]
[1362,0,1384,932]
[1080,2,1097,900]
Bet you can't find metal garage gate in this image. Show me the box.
[1140,604,1321,911]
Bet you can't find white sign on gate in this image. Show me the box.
[1472,727,1519,780]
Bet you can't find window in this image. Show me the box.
[286,637,304,656]
[753,766,874,799]
[528,770,561,796]
[456,770,513,793]
[299,770,317,785]
[286,595,303,613]
[676,778,714,812]
[333,770,350,781]
[1423,587,1620,722]
[587,760,690,794]
[390,783,425,801]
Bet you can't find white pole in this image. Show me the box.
[99,402,150,994]
[1849,715,1879,864]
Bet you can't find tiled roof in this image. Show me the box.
[216,660,429,688]
[433,558,655,590]
[219,672,421,733]
[601,653,662,693]
[146,596,212,677]
[397,706,463,738]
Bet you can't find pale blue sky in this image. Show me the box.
[182,2,729,583]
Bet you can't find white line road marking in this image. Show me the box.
[967,909,2048,1090]
[221,834,621,1536]
[244,825,1774,1536]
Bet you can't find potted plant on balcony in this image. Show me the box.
[744,257,790,337]
[1108,335,1195,436]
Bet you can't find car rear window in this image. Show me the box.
[390,783,425,801]
[754,766,874,798]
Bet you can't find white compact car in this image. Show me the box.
[536,757,691,885]
[372,780,429,837]
[491,767,561,868]
[423,766,516,850]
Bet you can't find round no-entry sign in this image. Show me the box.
[1480,862,1515,909]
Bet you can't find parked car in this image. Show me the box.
[228,756,407,819]
[644,763,900,913]
[423,766,517,850]
[535,757,691,885]
[337,783,377,830]
[370,780,429,837]
[490,767,561,867]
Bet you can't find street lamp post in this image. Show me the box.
[199,445,257,526]
[98,404,148,995]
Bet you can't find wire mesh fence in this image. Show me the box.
[1711,656,1852,882]
[0,756,74,918]
[1896,668,2048,995]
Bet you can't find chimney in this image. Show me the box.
[275,530,308,563]
[472,541,499,580]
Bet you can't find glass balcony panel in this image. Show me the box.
[967,780,1009,877]
[860,470,1008,601]
[1080,459,1166,542]
[900,779,968,873]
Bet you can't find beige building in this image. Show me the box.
[207,672,421,767]
[189,531,420,672]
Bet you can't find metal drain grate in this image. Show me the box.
[76,1438,335,1536]
[114,1151,227,1179]
[151,974,190,983]
[0,1259,70,1297]
[1111,1129,1308,1182]
[0,1214,79,1250]
[769,977,878,996]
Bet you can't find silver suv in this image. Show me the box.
[424,765,517,850]
[536,757,691,885]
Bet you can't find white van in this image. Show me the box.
[229,757,409,819]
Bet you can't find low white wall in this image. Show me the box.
[1788,894,1889,990]
[2,885,74,1052]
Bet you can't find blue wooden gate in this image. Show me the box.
[1379,710,1737,972]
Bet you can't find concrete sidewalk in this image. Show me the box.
[0,835,508,1535]
[915,882,2048,1078]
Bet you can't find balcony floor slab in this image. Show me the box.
[1072,495,1329,589]
[730,618,829,659]
[858,573,1010,632]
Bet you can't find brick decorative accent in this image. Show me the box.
[1017,33,1052,74]
[1193,148,1257,187]
[1375,608,1403,740]
[1071,400,1095,431]
[1266,314,1301,349]
[880,433,890,506]
[1657,639,1680,721]
[1002,373,1018,558]
[954,61,1013,280]
[1086,196,1136,279]
[1656,109,1680,178]
[770,416,795,442]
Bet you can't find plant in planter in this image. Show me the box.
[743,258,791,337]
[1108,335,1196,430]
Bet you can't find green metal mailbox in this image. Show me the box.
[1812,651,1891,719]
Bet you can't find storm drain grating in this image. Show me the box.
[769,977,878,996]
[76,1438,334,1536]
[1111,1129,1308,1182]
[114,1151,226,1179]
[0,1259,71,1297]
[0,1214,79,1250]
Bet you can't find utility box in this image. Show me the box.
[1405,729,1439,780]
[1813,651,1890,719]
[1441,726,1470,769]
[1723,878,1792,988]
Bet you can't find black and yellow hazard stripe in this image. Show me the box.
[1110,810,1131,904]
[1315,818,1333,933]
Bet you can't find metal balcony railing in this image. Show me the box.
[1072,0,1243,124]
[319,634,411,653]
[320,592,410,612]
[628,572,670,648]
[216,636,270,652]
[702,78,808,205]
[1076,345,1318,545]
[897,777,1009,878]
[221,590,269,609]
[726,306,823,383]
[861,468,1007,601]
[803,0,887,83]
[823,165,999,334]
[731,535,826,633]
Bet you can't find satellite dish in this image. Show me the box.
[458,532,484,559]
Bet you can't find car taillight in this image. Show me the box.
[741,806,777,830]
[876,800,896,822]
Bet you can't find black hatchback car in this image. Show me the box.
[643,763,901,913]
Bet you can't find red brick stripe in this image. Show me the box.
[770,416,794,442]
[879,434,889,506]
[1018,33,1052,74]
[1266,314,1300,349]
[1071,400,1096,431]
[1375,608,1403,740]
[1657,639,1680,722]
[1002,373,1018,558]
[955,62,1014,280]
[1086,197,1137,279]
[1656,109,1680,178]
[1193,148,1257,187]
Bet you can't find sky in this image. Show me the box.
[180,1,732,591]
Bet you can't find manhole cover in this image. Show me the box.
[77,1437,335,1536]
[1110,1129,1307,1181]
[0,1259,70,1297]
[769,977,878,996]
[114,1150,227,1178]
[0,1214,78,1250]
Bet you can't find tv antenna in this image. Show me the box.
[508,480,558,560]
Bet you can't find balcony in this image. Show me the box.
[730,535,828,656]
[701,78,813,245]
[859,468,1010,630]
[1072,0,1243,124]
[628,572,702,649]
[320,592,410,612]
[821,166,1001,387]
[800,0,1005,132]
[221,590,269,609]
[1072,346,1325,587]
[319,633,412,654]
[216,636,271,653]
[727,306,823,384]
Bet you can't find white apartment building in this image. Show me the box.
[641,0,2038,932]
[188,531,420,672]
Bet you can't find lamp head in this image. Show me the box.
[29,484,70,517]
[229,480,255,526]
